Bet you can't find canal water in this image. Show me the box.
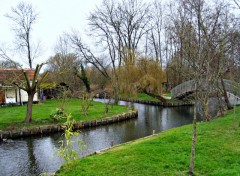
[0,99,200,176]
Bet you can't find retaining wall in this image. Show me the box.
[0,110,138,141]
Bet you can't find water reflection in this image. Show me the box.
[0,99,200,176]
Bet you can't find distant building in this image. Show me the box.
[0,69,39,105]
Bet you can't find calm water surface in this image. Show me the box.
[0,99,198,176]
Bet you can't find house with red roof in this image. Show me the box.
[0,68,39,104]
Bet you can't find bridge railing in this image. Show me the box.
[171,80,195,98]
[171,79,240,99]
[223,79,239,95]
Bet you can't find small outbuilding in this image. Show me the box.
[0,69,39,105]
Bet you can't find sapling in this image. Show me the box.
[56,114,85,166]
[80,91,93,115]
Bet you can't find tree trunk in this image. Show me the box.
[114,81,119,105]
[216,90,224,117]
[189,103,197,175]
[202,99,211,121]
[112,68,119,105]
[221,78,233,110]
[24,92,35,123]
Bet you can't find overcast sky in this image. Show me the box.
[0,0,103,67]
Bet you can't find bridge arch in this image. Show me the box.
[170,79,239,104]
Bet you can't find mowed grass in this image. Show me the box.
[120,93,159,102]
[56,108,240,176]
[162,92,172,97]
[120,92,185,104]
[0,99,129,130]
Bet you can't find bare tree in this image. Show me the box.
[233,0,240,9]
[149,0,164,66]
[0,46,21,68]
[1,2,52,123]
[0,59,20,68]
[20,64,48,122]
[165,0,236,174]
[68,32,110,79]
[5,2,39,69]
[85,0,151,104]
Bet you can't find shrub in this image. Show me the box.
[50,108,66,122]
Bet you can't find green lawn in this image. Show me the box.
[162,92,172,97]
[120,93,160,102]
[120,92,186,104]
[56,108,240,176]
[0,99,129,130]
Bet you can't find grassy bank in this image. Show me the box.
[0,99,129,131]
[120,93,160,102]
[119,92,188,104]
[56,109,240,176]
[162,92,172,97]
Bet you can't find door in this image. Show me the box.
[0,89,4,103]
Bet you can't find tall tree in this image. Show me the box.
[86,0,151,104]
[165,0,236,174]
[4,2,48,123]
[149,0,164,66]
[5,2,39,69]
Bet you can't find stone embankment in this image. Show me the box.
[0,110,138,141]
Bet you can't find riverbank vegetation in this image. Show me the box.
[56,108,240,176]
[0,99,129,131]
[119,93,160,102]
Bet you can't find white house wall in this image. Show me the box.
[4,87,38,104]
[5,89,16,103]
[18,89,38,102]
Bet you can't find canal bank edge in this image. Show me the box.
[94,94,193,106]
[119,97,194,106]
[0,110,138,141]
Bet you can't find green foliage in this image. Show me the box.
[56,115,85,166]
[56,109,240,175]
[74,64,90,93]
[80,91,93,116]
[50,108,66,122]
[80,64,90,92]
